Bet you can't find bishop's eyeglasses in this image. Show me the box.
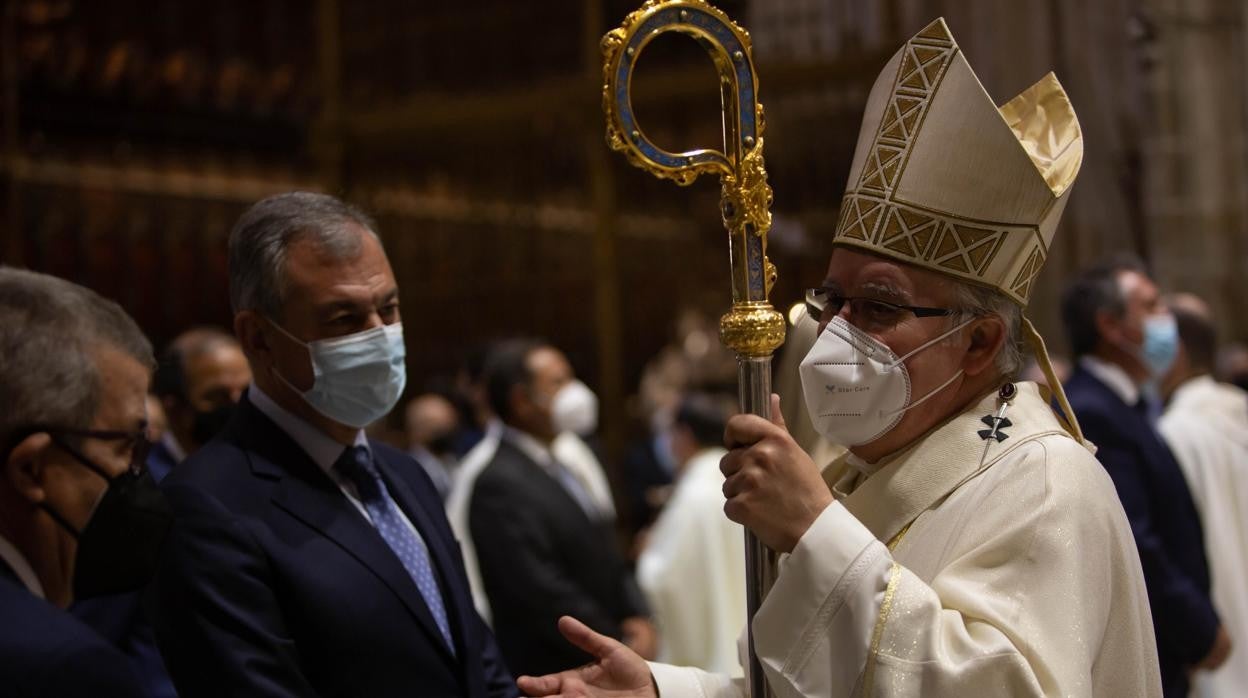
[804,287,956,329]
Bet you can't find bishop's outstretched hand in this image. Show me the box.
[516,616,656,698]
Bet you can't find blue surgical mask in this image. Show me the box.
[1140,313,1179,380]
[270,321,407,428]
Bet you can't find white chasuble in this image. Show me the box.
[650,382,1161,697]
[638,447,746,675]
[1159,376,1248,698]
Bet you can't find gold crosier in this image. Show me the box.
[603,2,783,695]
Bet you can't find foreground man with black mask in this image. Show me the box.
[519,18,1161,698]
[0,267,172,697]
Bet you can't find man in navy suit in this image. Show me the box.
[1061,257,1229,697]
[153,192,517,697]
[0,267,168,697]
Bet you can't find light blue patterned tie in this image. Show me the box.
[550,458,601,520]
[336,445,454,652]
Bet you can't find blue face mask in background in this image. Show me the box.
[270,321,407,428]
[1139,313,1179,380]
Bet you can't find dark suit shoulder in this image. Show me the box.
[475,442,538,489]
[0,579,142,697]
[161,437,274,515]
[165,437,248,485]
[1065,369,1119,410]
[1065,371,1135,434]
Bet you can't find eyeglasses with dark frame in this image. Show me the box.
[805,287,956,326]
[23,426,152,478]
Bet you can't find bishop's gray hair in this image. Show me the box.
[950,281,1024,379]
[228,191,380,320]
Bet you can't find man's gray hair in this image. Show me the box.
[950,280,1024,378]
[228,192,379,319]
[0,267,154,449]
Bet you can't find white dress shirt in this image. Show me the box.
[249,384,429,551]
[160,430,187,464]
[0,532,44,598]
[1079,355,1140,406]
[446,417,504,623]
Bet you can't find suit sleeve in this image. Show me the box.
[469,472,622,641]
[474,607,522,698]
[1080,409,1220,665]
[153,483,321,698]
[619,566,650,621]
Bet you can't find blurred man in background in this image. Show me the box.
[636,392,744,675]
[406,392,461,501]
[1158,292,1248,697]
[469,338,653,677]
[1062,258,1228,696]
[0,267,170,697]
[148,327,251,482]
[448,338,616,625]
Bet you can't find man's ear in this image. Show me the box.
[5,433,53,505]
[1094,308,1122,347]
[507,383,530,424]
[234,311,270,363]
[961,315,1007,377]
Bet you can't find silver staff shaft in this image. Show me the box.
[739,356,779,698]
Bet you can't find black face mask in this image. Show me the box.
[427,432,457,458]
[191,403,236,447]
[41,437,173,600]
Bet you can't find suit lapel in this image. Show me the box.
[497,440,597,529]
[230,398,457,665]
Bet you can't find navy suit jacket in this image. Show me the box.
[0,560,143,697]
[1065,365,1218,697]
[153,396,517,698]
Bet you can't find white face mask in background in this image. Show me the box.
[799,316,972,447]
[550,380,599,436]
[270,321,408,429]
